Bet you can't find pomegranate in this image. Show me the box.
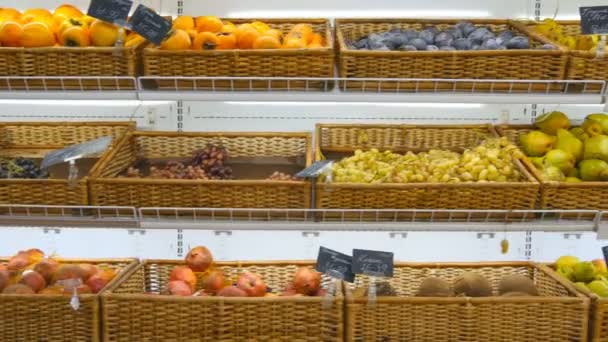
[7,253,29,271]
[185,246,213,272]
[86,269,116,294]
[292,267,321,296]
[53,264,85,282]
[217,286,247,297]
[78,264,99,281]
[19,270,46,293]
[202,270,226,295]
[168,280,193,296]
[169,266,197,291]
[236,272,267,297]
[25,248,45,264]
[34,258,59,283]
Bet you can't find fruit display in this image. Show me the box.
[0,158,47,179]
[125,144,234,180]
[413,272,539,297]
[266,171,299,181]
[0,4,145,48]
[518,111,608,182]
[161,246,326,298]
[328,137,524,184]
[162,16,325,50]
[347,21,554,51]
[0,248,117,295]
[534,18,602,52]
[553,255,608,297]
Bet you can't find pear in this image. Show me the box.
[570,127,589,142]
[555,129,583,161]
[519,130,556,157]
[582,119,603,137]
[567,168,580,178]
[584,135,608,162]
[541,165,565,181]
[535,111,570,135]
[586,113,608,134]
[579,159,608,181]
[544,149,575,174]
[588,280,608,298]
[565,177,582,182]
[530,156,545,171]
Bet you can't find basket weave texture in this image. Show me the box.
[0,258,138,342]
[315,124,539,210]
[102,260,343,341]
[336,19,567,91]
[0,121,134,206]
[90,131,312,208]
[345,262,588,342]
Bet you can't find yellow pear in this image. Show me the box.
[555,129,583,161]
[535,111,570,135]
[519,130,555,157]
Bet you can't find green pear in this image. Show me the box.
[544,149,575,174]
[535,111,571,135]
[588,280,608,297]
[565,177,582,182]
[582,119,603,137]
[555,129,583,161]
[586,113,608,134]
[579,159,608,181]
[570,127,590,142]
[530,157,545,171]
[584,135,608,162]
[556,255,580,270]
[575,282,589,292]
[573,262,597,283]
[541,165,565,181]
[519,131,556,157]
[567,168,580,178]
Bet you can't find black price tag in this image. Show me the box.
[87,0,133,26]
[580,6,608,35]
[316,246,355,283]
[127,4,172,46]
[295,160,333,178]
[603,246,608,266]
[352,249,394,278]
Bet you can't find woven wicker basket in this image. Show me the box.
[143,18,334,90]
[89,131,312,208]
[315,124,539,211]
[336,19,567,91]
[497,124,608,210]
[345,262,589,341]
[102,260,343,341]
[540,264,608,342]
[512,20,608,90]
[0,43,145,90]
[0,258,138,342]
[0,121,134,206]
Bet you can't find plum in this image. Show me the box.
[456,21,476,37]
[469,27,493,44]
[403,28,419,41]
[419,29,436,44]
[453,38,472,50]
[481,38,499,50]
[506,36,530,49]
[398,44,417,51]
[384,32,409,49]
[447,27,464,39]
[426,45,439,51]
[497,30,514,45]
[435,31,454,47]
[409,38,428,50]
[353,38,369,50]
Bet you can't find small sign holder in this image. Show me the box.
[316,246,355,309]
[127,5,172,46]
[87,0,133,26]
[352,249,394,307]
[580,6,608,60]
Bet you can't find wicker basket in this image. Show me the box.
[0,121,134,206]
[315,124,539,211]
[102,260,343,341]
[89,131,312,208]
[0,43,145,90]
[540,264,608,342]
[345,262,589,341]
[143,18,334,90]
[0,258,138,342]
[336,19,567,91]
[512,20,608,90]
[497,124,608,210]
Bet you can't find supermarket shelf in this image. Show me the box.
[0,76,139,100]
[0,205,601,234]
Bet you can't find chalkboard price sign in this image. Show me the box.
[87,0,133,26]
[580,6,608,35]
[127,4,171,46]
[352,249,394,278]
[316,247,355,283]
[603,246,608,267]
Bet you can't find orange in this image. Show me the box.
[0,20,22,47]
[253,35,281,49]
[160,29,191,50]
[192,31,218,50]
[173,16,194,31]
[53,4,83,18]
[195,16,223,33]
[89,19,118,46]
[61,25,90,47]
[215,32,236,49]
[20,22,55,47]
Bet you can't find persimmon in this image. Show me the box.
[61,25,90,47]
[0,20,23,47]
[186,29,198,40]
[235,24,259,49]
[21,8,52,25]
[250,21,270,33]
[221,22,236,33]
[20,22,55,47]
[195,16,223,33]
[253,35,281,49]
[263,29,283,43]
[216,32,236,49]
[192,31,218,50]
[173,16,195,31]
[287,23,313,44]
[53,4,83,19]
[283,37,307,49]
[160,29,191,50]
[308,33,324,48]
[58,17,86,35]
[124,34,145,48]
[0,8,21,22]
[89,19,118,46]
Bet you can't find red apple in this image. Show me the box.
[185,246,213,272]
[34,258,59,283]
[168,280,193,296]
[217,286,247,297]
[203,270,226,295]
[19,270,46,293]
[86,269,116,294]
[236,272,267,297]
[79,264,99,281]
[292,267,321,296]
[7,253,29,272]
[169,266,197,291]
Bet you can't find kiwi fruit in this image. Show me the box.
[416,277,453,297]
[453,272,493,297]
[498,274,539,296]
